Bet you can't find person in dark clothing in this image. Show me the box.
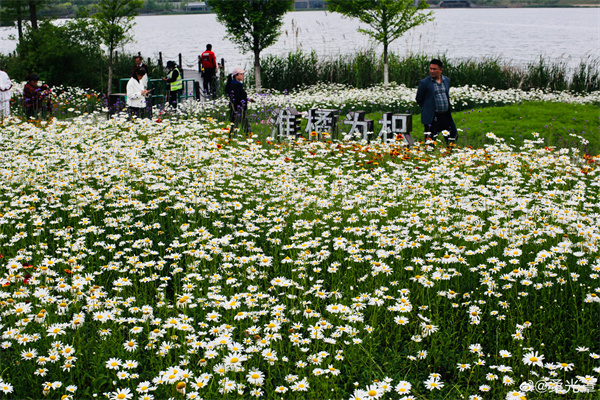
[162,60,182,109]
[226,67,251,134]
[131,56,149,81]
[23,73,52,120]
[201,44,217,99]
[415,59,458,146]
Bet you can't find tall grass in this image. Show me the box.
[250,51,600,93]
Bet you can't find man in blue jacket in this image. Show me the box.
[415,59,458,146]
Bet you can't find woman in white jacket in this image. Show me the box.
[0,68,12,118]
[127,67,150,118]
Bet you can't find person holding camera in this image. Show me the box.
[23,73,52,120]
[127,67,151,119]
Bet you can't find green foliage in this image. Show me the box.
[8,19,104,89]
[327,0,433,47]
[571,56,600,93]
[207,0,294,91]
[206,0,295,54]
[254,50,600,93]
[327,0,433,85]
[0,0,50,41]
[93,0,143,51]
[0,19,162,94]
[93,0,143,95]
[0,0,27,29]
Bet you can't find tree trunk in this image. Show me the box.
[383,43,389,88]
[28,0,38,30]
[254,49,261,93]
[108,47,114,98]
[17,3,24,42]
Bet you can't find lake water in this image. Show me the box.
[1,8,598,71]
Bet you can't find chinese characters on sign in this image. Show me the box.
[269,108,413,145]
[305,109,338,141]
[343,111,374,141]
[378,112,414,146]
[270,108,302,140]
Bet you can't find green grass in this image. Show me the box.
[440,102,599,153]
[244,102,600,155]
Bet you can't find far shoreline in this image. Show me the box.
[21,4,598,22]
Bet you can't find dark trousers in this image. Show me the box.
[230,105,249,134]
[168,89,180,109]
[25,101,52,119]
[145,96,153,118]
[203,68,216,97]
[424,111,458,145]
[128,106,144,119]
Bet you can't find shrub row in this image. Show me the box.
[250,50,600,93]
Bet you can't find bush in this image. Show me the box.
[251,50,600,93]
[9,19,105,90]
[1,18,164,94]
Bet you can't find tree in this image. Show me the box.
[93,0,143,96]
[15,18,104,88]
[327,0,433,87]
[28,0,48,30]
[1,0,51,43]
[207,0,294,92]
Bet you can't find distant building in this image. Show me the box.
[294,0,326,9]
[438,0,473,7]
[185,2,208,12]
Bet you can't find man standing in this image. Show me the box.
[162,61,182,109]
[201,44,217,99]
[132,56,149,89]
[0,67,12,118]
[415,59,458,146]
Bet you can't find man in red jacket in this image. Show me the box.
[201,44,217,99]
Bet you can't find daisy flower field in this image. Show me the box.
[0,83,599,399]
